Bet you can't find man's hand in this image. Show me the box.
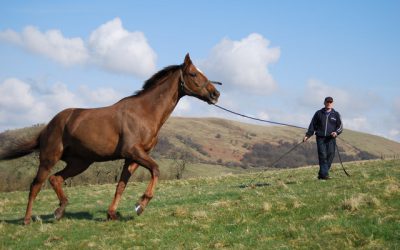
[303,136,309,142]
[331,132,337,138]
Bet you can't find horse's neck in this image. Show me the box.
[123,72,181,127]
[147,74,181,124]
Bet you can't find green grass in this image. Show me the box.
[1,160,399,249]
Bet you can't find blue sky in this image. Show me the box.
[1,1,399,142]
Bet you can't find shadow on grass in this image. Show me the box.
[64,211,95,221]
[1,210,136,225]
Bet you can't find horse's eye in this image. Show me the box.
[189,72,197,77]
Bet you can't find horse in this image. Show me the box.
[0,53,221,225]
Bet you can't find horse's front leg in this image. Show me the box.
[107,161,139,220]
[129,145,160,216]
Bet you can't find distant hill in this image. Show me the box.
[155,117,400,167]
[1,117,399,191]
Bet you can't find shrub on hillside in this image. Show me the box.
[152,136,175,158]
[240,141,378,168]
[175,135,209,157]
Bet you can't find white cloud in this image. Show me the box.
[257,111,270,121]
[88,18,157,78]
[0,78,35,111]
[0,29,22,44]
[298,79,374,133]
[261,109,309,129]
[299,79,351,108]
[0,79,43,128]
[298,79,383,114]
[0,78,82,129]
[78,85,123,105]
[0,18,157,78]
[41,82,84,110]
[201,33,280,95]
[0,78,124,131]
[0,26,88,65]
[343,116,369,131]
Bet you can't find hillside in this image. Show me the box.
[0,160,399,249]
[157,117,400,165]
[1,117,400,191]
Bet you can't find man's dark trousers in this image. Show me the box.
[316,136,336,178]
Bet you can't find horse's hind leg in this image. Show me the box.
[136,173,158,215]
[107,161,139,220]
[24,162,55,225]
[49,158,91,220]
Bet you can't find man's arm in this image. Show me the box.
[304,112,318,142]
[331,112,343,138]
[336,112,343,135]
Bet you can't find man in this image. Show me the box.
[303,97,343,180]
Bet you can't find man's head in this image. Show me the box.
[324,96,333,110]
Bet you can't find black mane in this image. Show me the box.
[135,65,181,95]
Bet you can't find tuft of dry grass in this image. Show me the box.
[191,210,208,220]
[262,202,272,212]
[342,195,362,211]
[318,213,336,221]
[292,199,304,209]
[276,180,289,190]
[385,183,399,196]
[212,242,226,249]
[172,207,188,217]
[44,235,64,247]
[342,194,381,211]
[364,196,381,207]
[323,225,347,236]
[275,201,288,211]
[211,200,231,208]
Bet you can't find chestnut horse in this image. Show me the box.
[0,54,220,225]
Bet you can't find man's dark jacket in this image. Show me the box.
[306,108,343,138]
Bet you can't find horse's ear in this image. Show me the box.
[183,53,192,70]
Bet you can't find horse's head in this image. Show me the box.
[180,53,221,104]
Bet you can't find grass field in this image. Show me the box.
[0,159,399,249]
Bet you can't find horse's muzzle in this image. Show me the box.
[209,89,220,104]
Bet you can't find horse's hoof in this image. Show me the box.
[135,203,144,216]
[54,207,65,220]
[23,218,31,225]
[107,211,118,220]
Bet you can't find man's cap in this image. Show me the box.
[324,96,333,102]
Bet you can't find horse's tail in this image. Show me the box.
[0,130,41,160]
